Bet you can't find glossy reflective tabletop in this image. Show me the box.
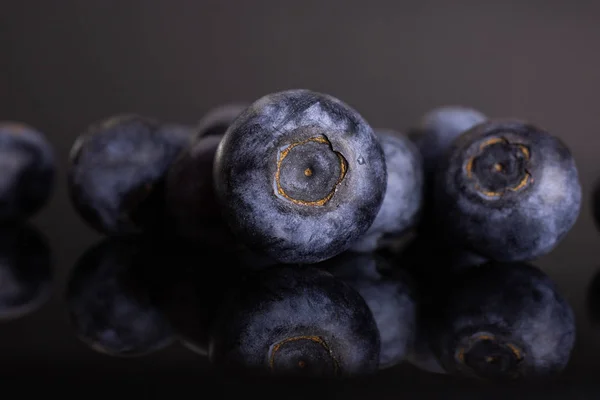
[2,1,600,397]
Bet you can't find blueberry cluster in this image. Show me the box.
[62,89,581,381]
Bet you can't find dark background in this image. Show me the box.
[1,0,599,396]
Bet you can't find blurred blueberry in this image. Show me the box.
[0,223,52,321]
[65,238,174,357]
[0,122,55,222]
[409,105,487,178]
[68,114,193,236]
[351,130,424,253]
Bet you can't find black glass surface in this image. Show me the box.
[1,1,599,396]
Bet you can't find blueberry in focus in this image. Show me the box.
[165,134,232,246]
[68,114,193,236]
[428,262,575,381]
[209,265,380,376]
[0,121,55,222]
[319,251,416,369]
[351,130,423,253]
[65,238,174,357]
[409,105,487,178]
[0,223,53,321]
[213,89,387,264]
[196,103,248,138]
[434,120,581,262]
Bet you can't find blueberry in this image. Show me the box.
[0,121,55,222]
[319,251,416,369]
[409,106,487,178]
[0,223,52,321]
[209,265,380,376]
[68,114,193,236]
[196,103,248,138]
[213,89,387,264]
[433,120,581,262]
[351,130,424,253]
[65,238,174,357]
[428,262,575,381]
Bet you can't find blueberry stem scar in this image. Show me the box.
[454,333,523,376]
[274,136,348,206]
[464,136,533,199]
[268,335,340,374]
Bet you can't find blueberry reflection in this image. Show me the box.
[411,261,574,381]
[317,251,417,370]
[65,238,174,357]
[0,223,53,321]
[208,265,380,377]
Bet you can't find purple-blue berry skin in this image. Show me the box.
[195,103,249,139]
[430,262,575,381]
[65,238,175,357]
[320,251,416,369]
[352,130,424,252]
[213,89,387,264]
[434,120,581,262]
[410,106,487,177]
[68,114,193,236]
[0,122,55,222]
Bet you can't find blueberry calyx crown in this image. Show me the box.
[454,332,524,380]
[464,136,533,199]
[268,335,340,375]
[274,135,348,207]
